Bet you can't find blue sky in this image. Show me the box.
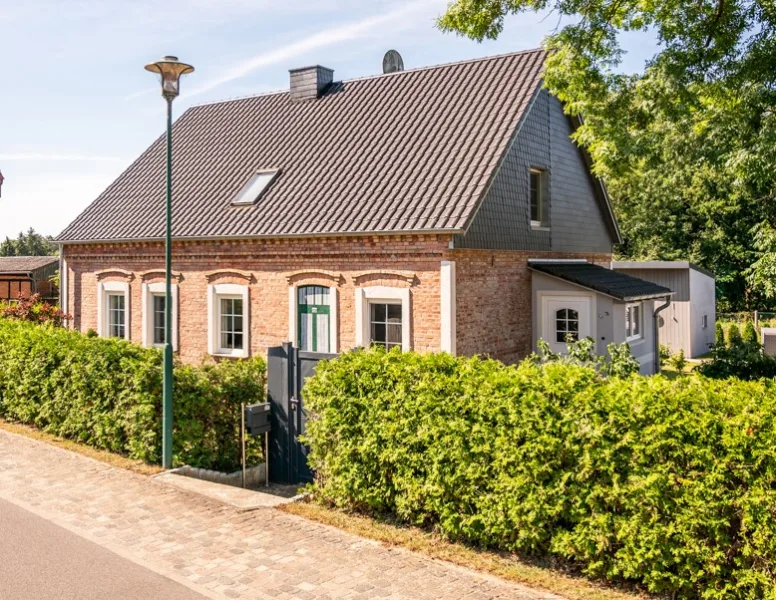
[0,0,657,241]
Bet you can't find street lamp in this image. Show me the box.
[145,56,194,469]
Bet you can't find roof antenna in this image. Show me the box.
[382,50,405,74]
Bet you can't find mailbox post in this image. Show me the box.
[243,403,272,488]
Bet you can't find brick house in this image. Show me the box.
[0,256,59,302]
[56,49,671,373]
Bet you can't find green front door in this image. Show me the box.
[297,286,331,353]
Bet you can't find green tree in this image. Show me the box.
[715,322,725,348]
[0,228,57,257]
[727,322,742,347]
[742,320,759,346]
[439,0,776,311]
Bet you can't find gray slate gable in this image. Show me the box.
[455,90,619,252]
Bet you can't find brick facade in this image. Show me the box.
[452,250,612,363]
[63,235,611,365]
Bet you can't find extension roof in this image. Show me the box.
[57,49,568,243]
[529,261,674,301]
[0,256,58,274]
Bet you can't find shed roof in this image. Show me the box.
[529,261,673,301]
[612,261,715,279]
[0,256,58,274]
[57,50,557,243]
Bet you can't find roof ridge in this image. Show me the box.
[339,47,545,85]
[188,48,545,109]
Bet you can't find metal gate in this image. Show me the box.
[266,342,337,485]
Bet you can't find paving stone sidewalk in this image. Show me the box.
[0,430,559,600]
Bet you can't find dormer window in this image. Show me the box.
[231,170,279,206]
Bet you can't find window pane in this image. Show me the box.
[300,313,312,351]
[233,299,243,315]
[530,171,541,222]
[233,315,243,333]
[387,304,402,322]
[387,324,402,346]
[233,333,243,350]
[371,323,386,344]
[633,307,640,336]
[556,331,566,343]
[557,309,567,320]
[371,303,386,322]
[316,314,330,353]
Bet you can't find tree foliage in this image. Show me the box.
[0,228,57,257]
[439,0,776,310]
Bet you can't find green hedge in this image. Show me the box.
[303,347,776,599]
[0,321,265,471]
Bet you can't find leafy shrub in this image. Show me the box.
[304,347,776,599]
[727,322,743,347]
[659,343,673,364]
[669,348,687,372]
[0,320,265,471]
[533,337,640,377]
[1,292,70,325]
[743,321,759,346]
[696,341,776,380]
[715,322,725,348]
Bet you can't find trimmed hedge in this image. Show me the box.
[0,320,265,471]
[304,347,776,599]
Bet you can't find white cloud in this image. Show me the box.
[0,153,123,162]
[185,0,442,98]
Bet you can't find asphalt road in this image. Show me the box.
[0,498,205,599]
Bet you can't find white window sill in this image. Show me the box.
[531,222,550,231]
[626,336,644,345]
[211,350,248,358]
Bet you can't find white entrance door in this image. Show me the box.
[542,297,592,354]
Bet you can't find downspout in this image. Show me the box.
[653,296,672,374]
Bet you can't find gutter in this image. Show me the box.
[653,296,672,374]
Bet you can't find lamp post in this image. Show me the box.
[145,56,194,469]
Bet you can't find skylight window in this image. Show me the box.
[231,170,279,206]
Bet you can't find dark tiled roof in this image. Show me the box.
[57,50,547,242]
[529,261,673,301]
[0,256,58,274]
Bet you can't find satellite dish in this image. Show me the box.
[382,50,405,74]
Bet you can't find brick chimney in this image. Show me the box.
[289,65,334,101]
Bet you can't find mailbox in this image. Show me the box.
[244,402,271,436]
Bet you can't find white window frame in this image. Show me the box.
[626,302,643,342]
[141,282,179,351]
[97,281,130,340]
[355,286,411,351]
[529,168,548,229]
[288,285,338,353]
[208,283,250,358]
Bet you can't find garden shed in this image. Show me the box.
[0,256,59,302]
[612,261,715,358]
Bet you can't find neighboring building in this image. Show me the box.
[56,49,672,373]
[0,256,59,302]
[613,261,715,358]
[762,328,776,357]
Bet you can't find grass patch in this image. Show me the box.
[280,501,652,600]
[0,419,164,476]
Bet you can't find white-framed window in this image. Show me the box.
[555,308,580,343]
[288,285,338,354]
[141,282,179,350]
[208,283,250,358]
[97,281,130,340]
[355,286,411,351]
[626,302,643,342]
[530,168,548,228]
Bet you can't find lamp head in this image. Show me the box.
[144,56,194,99]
